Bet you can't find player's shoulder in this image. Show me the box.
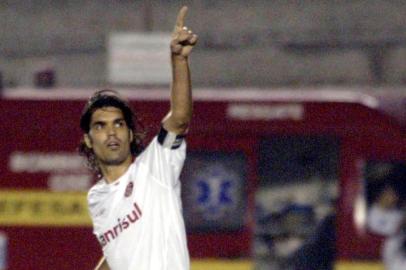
[87,179,108,206]
[88,178,107,193]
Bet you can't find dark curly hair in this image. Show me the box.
[78,90,146,177]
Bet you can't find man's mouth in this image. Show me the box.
[107,141,120,150]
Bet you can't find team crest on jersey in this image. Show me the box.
[124,182,134,197]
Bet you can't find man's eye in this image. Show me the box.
[115,121,125,128]
[94,124,103,130]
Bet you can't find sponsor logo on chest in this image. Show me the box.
[98,202,142,247]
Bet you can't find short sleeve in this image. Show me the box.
[136,127,186,187]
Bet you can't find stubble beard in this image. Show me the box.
[100,156,128,166]
[97,148,132,167]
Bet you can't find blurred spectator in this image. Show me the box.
[367,184,403,236]
[367,164,406,236]
[382,214,406,270]
[35,69,56,88]
[289,213,336,270]
[381,165,406,270]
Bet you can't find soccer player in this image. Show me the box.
[78,6,197,270]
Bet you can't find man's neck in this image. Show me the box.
[99,158,132,183]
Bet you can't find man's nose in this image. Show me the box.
[107,125,117,135]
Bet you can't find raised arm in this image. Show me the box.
[162,6,198,135]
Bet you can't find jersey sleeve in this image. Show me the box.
[136,127,186,187]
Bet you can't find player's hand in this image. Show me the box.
[171,6,198,58]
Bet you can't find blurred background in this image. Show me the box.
[1,1,406,270]
[3,0,406,88]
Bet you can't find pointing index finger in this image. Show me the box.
[175,6,188,30]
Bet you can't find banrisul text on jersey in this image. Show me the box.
[98,202,142,247]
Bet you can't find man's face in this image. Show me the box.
[84,106,133,167]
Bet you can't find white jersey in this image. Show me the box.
[87,128,189,270]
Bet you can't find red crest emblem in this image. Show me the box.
[124,182,134,197]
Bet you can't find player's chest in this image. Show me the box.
[94,174,165,231]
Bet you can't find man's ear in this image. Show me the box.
[129,130,134,143]
[84,134,92,148]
